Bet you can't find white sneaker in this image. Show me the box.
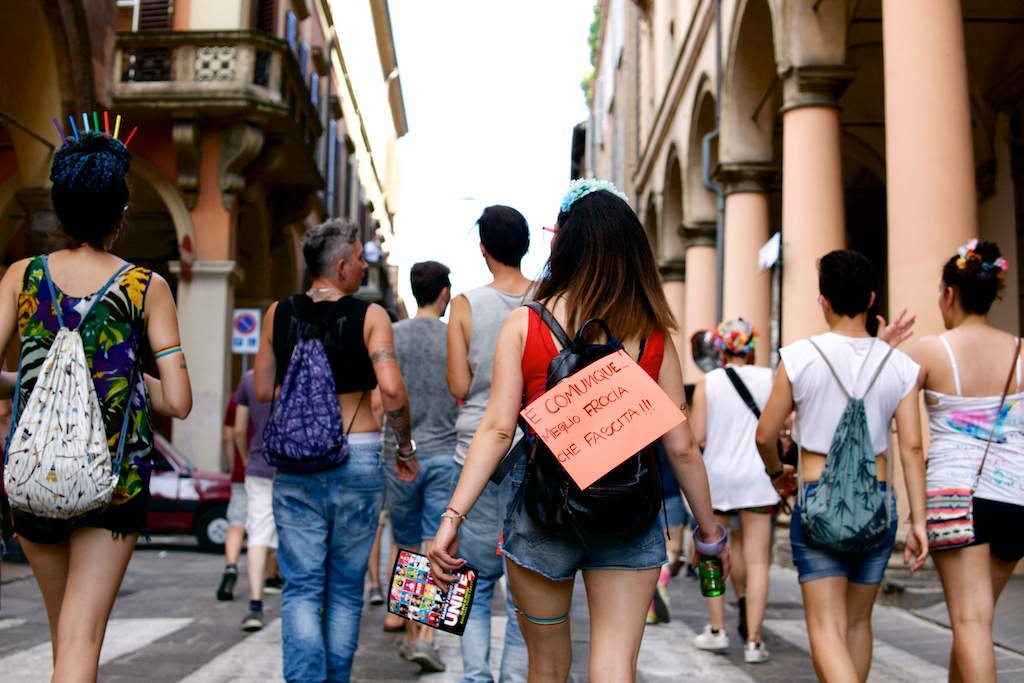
[693,624,729,650]
[744,641,770,663]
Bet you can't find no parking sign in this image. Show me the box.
[232,309,262,355]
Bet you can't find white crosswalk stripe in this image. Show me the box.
[0,617,192,683]
[0,618,27,632]
[637,619,759,683]
[764,617,948,683]
[175,618,284,682]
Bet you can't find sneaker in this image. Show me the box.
[737,594,748,641]
[744,641,770,663]
[652,580,671,624]
[685,564,698,579]
[241,608,264,632]
[406,638,445,673]
[398,640,415,661]
[693,624,729,651]
[646,607,658,625]
[263,577,284,595]
[216,567,237,601]
[368,586,384,605]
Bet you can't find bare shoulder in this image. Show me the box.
[908,335,946,366]
[0,258,33,292]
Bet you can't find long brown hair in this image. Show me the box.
[535,189,677,340]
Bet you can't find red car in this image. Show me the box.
[148,434,232,552]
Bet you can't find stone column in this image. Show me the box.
[883,0,977,340]
[169,260,243,472]
[681,222,717,384]
[718,163,776,365]
[780,66,855,344]
[659,259,687,373]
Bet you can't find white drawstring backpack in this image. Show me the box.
[3,257,136,519]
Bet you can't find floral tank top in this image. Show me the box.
[15,256,154,504]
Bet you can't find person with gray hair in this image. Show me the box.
[253,218,419,683]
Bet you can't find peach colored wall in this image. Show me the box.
[190,133,235,261]
[126,128,179,192]
[663,280,687,378]
[683,245,717,383]
[723,191,771,366]
[173,0,191,30]
[883,0,977,344]
[781,107,845,345]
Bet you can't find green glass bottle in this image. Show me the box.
[699,557,725,597]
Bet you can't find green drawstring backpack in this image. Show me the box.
[797,341,895,554]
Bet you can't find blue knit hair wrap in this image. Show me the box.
[50,132,131,192]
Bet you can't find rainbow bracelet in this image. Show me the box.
[154,345,182,359]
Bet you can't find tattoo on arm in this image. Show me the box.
[387,405,412,447]
[680,402,689,413]
[371,345,397,366]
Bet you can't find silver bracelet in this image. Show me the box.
[692,523,728,556]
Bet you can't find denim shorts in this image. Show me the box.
[500,462,667,581]
[383,453,454,548]
[790,481,897,585]
[13,487,150,544]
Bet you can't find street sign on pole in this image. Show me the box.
[232,309,261,356]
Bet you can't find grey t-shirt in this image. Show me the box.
[382,317,458,459]
[235,370,275,479]
[454,285,529,465]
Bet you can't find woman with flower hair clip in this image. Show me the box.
[908,239,1022,683]
[688,318,778,663]
[429,179,727,683]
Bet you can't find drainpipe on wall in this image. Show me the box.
[701,0,725,323]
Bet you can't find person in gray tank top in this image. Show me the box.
[446,205,532,683]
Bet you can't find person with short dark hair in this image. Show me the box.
[253,218,419,683]
[0,131,192,682]
[909,240,1024,683]
[445,206,531,683]
[382,261,458,672]
[756,249,928,683]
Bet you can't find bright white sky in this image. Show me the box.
[386,0,595,316]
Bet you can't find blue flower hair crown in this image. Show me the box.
[559,179,629,213]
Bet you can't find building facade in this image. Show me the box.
[585,0,1024,379]
[0,0,407,470]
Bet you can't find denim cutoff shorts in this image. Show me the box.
[664,493,686,529]
[499,461,667,581]
[790,481,897,585]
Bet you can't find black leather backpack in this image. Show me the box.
[510,302,663,545]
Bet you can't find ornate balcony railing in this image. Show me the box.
[113,30,322,147]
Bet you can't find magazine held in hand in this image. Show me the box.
[388,550,477,636]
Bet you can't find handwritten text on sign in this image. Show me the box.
[521,349,686,490]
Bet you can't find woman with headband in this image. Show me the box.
[908,240,1022,683]
[429,180,727,683]
[688,318,778,663]
[0,131,192,681]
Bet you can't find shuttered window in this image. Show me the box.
[251,0,276,34]
[139,0,172,31]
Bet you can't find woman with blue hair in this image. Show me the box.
[0,131,192,681]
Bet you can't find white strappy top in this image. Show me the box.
[924,335,1024,506]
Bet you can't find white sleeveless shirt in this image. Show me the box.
[925,335,1024,506]
[702,365,780,511]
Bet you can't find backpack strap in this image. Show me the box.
[724,366,760,419]
[527,301,571,350]
[808,340,850,398]
[41,255,132,331]
[863,346,895,399]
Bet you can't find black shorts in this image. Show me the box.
[12,489,150,545]
[967,497,1024,564]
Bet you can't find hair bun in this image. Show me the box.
[50,132,131,193]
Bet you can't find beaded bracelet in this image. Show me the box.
[440,512,464,526]
[445,506,467,521]
[692,522,728,556]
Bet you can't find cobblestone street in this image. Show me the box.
[3,536,1023,682]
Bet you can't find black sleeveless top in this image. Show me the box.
[272,294,378,393]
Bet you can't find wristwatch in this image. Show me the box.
[396,439,417,461]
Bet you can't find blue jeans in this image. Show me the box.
[273,439,385,683]
[383,453,454,548]
[453,463,527,683]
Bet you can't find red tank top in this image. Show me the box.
[521,307,665,404]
